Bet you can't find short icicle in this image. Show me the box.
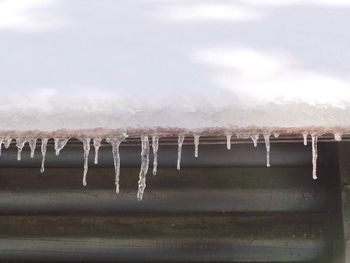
[0,138,3,156]
[311,134,319,180]
[334,133,342,142]
[302,133,308,146]
[28,138,37,158]
[137,135,150,201]
[40,138,48,173]
[177,135,185,170]
[80,138,91,187]
[3,138,12,149]
[251,134,259,147]
[152,135,159,176]
[54,138,69,156]
[106,134,127,194]
[93,138,102,165]
[16,138,27,161]
[194,135,200,158]
[263,134,271,167]
[226,134,232,150]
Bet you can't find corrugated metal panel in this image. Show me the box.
[0,139,344,262]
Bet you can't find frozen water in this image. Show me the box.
[226,135,232,150]
[137,135,150,201]
[93,138,102,165]
[311,134,318,180]
[40,138,48,173]
[263,134,271,167]
[251,134,259,147]
[151,135,159,175]
[106,134,127,194]
[303,133,308,146]
[54,138,69,156]
[15,138,27,161]
[334,133,342,141]
[194,135,200,158]
[28,138,37,158]
[177,135,185,170]
[79,137,91,186]
[3,138,12,149]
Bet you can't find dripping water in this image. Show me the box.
[334,133,342,141]
[106,134,127,194]
[302,133,308,146]
[263,134,271,167]
[226,135,232,150]
[137,135,150,201]
[54,138,69,156]
[93,138,102,165]
[40,138,48,173]
[80,138,91,186]
[251,134,259,147]
[28,138,37,158]
[152,135,159,175]
[177,135,185,170]
[311,134,318,180]
[194,135,200,158]
[16,138,27,161]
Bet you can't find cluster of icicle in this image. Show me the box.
[0,131,343,201]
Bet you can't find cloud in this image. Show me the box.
[0,0,68,33]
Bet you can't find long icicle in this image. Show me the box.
[137,135,150,201]
[251,134,259,147]
[40,138,48,173]
[54,138,69,156]
[311,133,318,180]
[263,134,271,167]
[16,138,27,161]
[194,135,200,158]
[0,138,3,156]
[303,133,308,146]
[177,135,185,170]
[28,138,37,158]
[80,138,91,186]
[93,138,102,165]
[107,134,127,194]
[226,134,232,150]
[152,135,159,176]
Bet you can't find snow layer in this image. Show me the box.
[1,0,350,134]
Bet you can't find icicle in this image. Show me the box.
[28,138,37,158]
[79,138,91,187]
[16,138,27,161]
[3,138,12,149]
[251,134,259,147]
[194,135,200,158]
[226,135,232,150]
[93,138,102,165]
[302,133,308,146]
[263,134,271,167]
[177,135,185,170]
[106,134,127,194]
[334,133,342,141]
[54,138,69,156]
[0,138,3,156]
[311,134,318,180]
[40,138,48,173]
[152,135,159,176]
[273,132,280,138]
[137,135,150,201]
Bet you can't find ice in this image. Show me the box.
[80,137,91,186]
[273,132,280,138]
[54,138,69,156]
[15,138,27,161]
[334,133,342,141]
[251,134,259,147]
[106,134,127,194]
[93,138,102,165]
[263,134,271,167]
[3,138,12,149]
[0,138,3,156]
[311,134,318,180]
[40,138,48,173]
[137,135,150,201]
[303,133,308,146]
[151,135,159,175]
[177,135,185,170]
[226,135,232,150]
[194,135,200,158]
[28,138,37,158]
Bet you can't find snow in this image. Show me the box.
[0,0,349,134]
